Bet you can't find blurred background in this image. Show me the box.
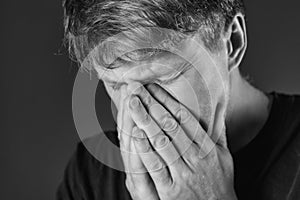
[0,0,299,199]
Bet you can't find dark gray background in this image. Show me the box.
[1,0,299,200]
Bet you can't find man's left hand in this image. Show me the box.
[123,83,237,200]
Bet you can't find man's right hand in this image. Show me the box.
[117,85,159,200]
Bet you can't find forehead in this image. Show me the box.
[96,50,190,84]
[87,29,213,83]
[92,28,189,66]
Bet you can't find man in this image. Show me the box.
[57,0,300,199]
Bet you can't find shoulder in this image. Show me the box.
[258,92,300,199]
[288,93,300,117]
[56,131,129,200]
[70,130,121,175]
[272,92,300,124]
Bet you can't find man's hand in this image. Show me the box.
[121,83,237,200]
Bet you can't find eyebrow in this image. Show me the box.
[102,64,188,89]
[107,48,164,69]
[99,49,190,85]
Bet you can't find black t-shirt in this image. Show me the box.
[57,93,300,200]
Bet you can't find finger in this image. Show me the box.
[135,84,204,164]
[146,83,216,155]
[128,127,159,200]
[128,94,183,167]
[117,86,148,172]
[117,86,134,171]
[126,175,159,200]
[128,83,196,156]
[118,95,158,200]
[128,127,147,174]
[146,83,204,142]
[133,128,173,189]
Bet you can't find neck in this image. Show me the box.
[225,69,272,153]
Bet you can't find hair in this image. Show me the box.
[62,0,245,68]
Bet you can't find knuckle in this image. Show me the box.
[135,138,151,153]
[167,183,180,198]
[148,159,164,172]
[180,169,193,180]
[154,171,171,186]
[140,114,152,126]
[132,127,145,139]
[162,115,178,132]
[153,134,169,149]
[137,86,155,106]
[174,107,182,119]
[162,117,180,136]
[184,146,202,168]
[176,107,191,124]
[143,94,154,106]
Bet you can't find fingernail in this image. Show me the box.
[146,84,157,92]
[135,139,151,153]
[130,96,140,109]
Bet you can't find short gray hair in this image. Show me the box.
[63,0,245,67]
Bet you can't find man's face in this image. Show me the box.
[94,34,229,131]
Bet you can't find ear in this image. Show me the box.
[225,14,247,72]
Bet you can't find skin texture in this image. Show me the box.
[124,83,236,200]
[94,14,271,200]
[97,32,230,139]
